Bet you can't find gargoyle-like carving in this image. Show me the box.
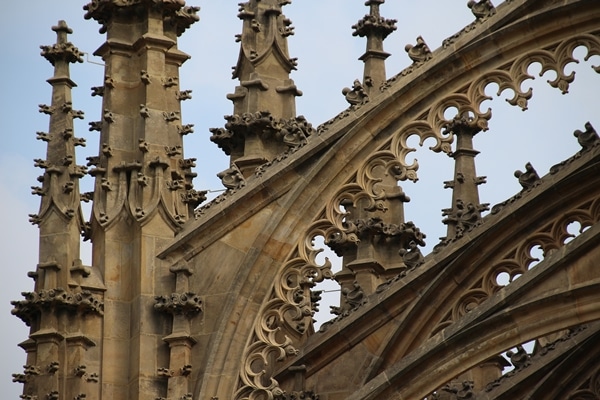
[86,373,99,383]
[506,344,531,371]
[181,189,207,208]
[31,186,45,196]
[342,79,369,105]
[405,36,432,64]
[103,76,114,89]
[103,109,114,123]
[47,361,59,374]
[88,121,102,132]
[74,365,87,377]
[12,373,27,383]
[176,90,192,100]
[38,104,54,115]
[163,111,180,122]
[71,109,85,119]
[181,364,192,376]
[36,131,51,142]
[154,292,202,316]
[514,162,540,190]
[178,124,194,135]
[90,86,104,97]
[574,121,599,150]
[342,281,366,311]
[101,143,112,157]
[278,115,313,147]
[140,70,151,84]
[399,240,425,270]
[441,380,474,399]
[157,367,174,377]
[442,199,489,238]
[211,111,314,156]
[140,105,150,118]
[165,145,182,157]
[217,164,246,190]
[468,0,496,20]
[24,365,41,376]
[163,76,179,87]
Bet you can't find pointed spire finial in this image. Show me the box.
[351,0,397,97]
[211,0,313,178]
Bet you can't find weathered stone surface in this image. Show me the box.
[13,1,600,400]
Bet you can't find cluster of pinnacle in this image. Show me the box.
[29,0,507,255]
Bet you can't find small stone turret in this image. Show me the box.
[82,1,203,399]
[210,0,313,178]
[13,21,104,400]
[442,114,489,240]
[343,0,397,104]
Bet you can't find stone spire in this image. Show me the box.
[210,0,313,178]
[442,114,489,239]
[82,2,203,399]
[12,21,105,400]
[346,0,397,101]
[328,179,426,311]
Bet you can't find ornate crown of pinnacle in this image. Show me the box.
[83,0,199,34]
[40,20,84,66]
[352,0,397,39]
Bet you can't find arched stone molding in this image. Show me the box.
[227,1,600,397]
[343,221,600,399]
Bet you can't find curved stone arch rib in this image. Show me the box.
[432,195,600,337]
[235,216,335,400]
[234,15,600,400]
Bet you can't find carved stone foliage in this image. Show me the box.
[351,10,397,39]
[327,216,426,258]
[275,390,319,400]
[235,27,600,400]
[210,112,314,156]
[83,0,199,35]
[442,199,489,237]
[11,288,104,326]
[440,380,474,400]
[40,21,84,66]
[154,292,202,316]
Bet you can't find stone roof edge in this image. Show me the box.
[157,0,582,259]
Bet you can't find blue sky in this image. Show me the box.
[1,1,597,397]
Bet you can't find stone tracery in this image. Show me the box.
[236,22,600,399]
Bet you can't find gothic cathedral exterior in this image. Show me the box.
[12,1,600,399]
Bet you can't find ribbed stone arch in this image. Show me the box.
[152,1,600,398]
